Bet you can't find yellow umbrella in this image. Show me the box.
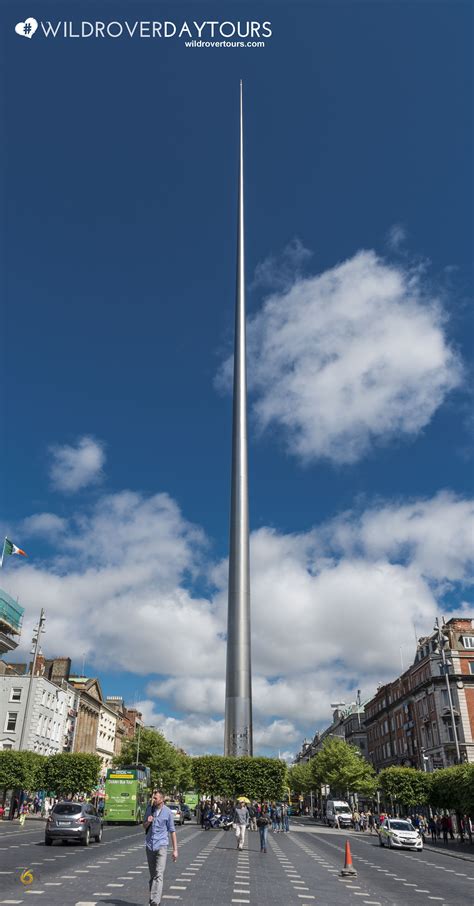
[237,796,251,804]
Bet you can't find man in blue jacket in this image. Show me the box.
[143,789,178,906]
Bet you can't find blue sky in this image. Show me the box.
[1,1,472,757]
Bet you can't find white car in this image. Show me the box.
[379,818,423,850]
[168,803,184,826]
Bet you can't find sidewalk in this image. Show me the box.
[423,837,474,863]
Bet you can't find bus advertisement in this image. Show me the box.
[103,765,151,825]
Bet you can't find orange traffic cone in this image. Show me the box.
[340,839,357,876]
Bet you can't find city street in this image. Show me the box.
[1,818,473,906]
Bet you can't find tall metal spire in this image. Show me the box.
[224,81,253,757]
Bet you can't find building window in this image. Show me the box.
[461,636,474,649]
[5,713,18,733]
[10,688,22,702]
[469,662,474,675]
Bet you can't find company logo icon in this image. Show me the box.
[20,868,34,886]
[15,18,38,39]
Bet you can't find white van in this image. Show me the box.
[325,799,352,828]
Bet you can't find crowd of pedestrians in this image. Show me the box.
[196,798,291,853]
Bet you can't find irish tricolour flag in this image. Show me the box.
[0,537,28,568]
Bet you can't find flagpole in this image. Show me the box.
[0,537,6,569]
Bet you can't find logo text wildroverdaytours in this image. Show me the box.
[15,19,273,39]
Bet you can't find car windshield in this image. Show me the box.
[335,806,350,814]
[389,820,414,831]
[53,803,82,815]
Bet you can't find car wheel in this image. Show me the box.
[82,828,90,846]
[45,837,53,846]
[95,827,103,843]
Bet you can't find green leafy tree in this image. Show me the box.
[288,762,313,796]
[176,755,195,794]
[0,751,45,801]
[378,767,430,807]
[191,755,287,801]
[311,737,376,797]
[42,753,101,797]
[429,764,474,815]
[116,728,181,793]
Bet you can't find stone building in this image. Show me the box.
[68,677,117,773]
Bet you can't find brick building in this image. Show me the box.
[365,617,474,771]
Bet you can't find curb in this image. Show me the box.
[423,843,474,864]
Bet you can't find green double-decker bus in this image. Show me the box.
[103,764,151,825]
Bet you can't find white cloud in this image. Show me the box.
[324,491,474,582]
[22,513,67,539]
[386,223,407,251]
[135,700,298,755]
[233,249,462,464]
[49,436,106,492]
[7,488,472,755]
[251,238,313,292]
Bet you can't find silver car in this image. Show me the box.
[168,802,184,826]
[379,818,423,850]
[45,801,103,846]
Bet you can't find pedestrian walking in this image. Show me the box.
[248,803,257,831]
[143,789,178,906]
[441,815,449,844]
[282,802,290,832]
[257,806,270,852]
[368,811,375,834]
[428,816,437,843]
[233,800,250,850]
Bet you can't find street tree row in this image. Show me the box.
[287,737,474,816]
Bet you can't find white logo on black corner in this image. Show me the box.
[15,18,38,38]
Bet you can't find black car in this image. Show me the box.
[181,804,192,821]
[45,801,103,846]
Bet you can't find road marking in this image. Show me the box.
[44,883,62,886]
[106,883,123,887]
[75,902,98,905]
[415,891,430,894]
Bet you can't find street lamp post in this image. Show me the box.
[19,609,46,750]
[434,617,461,763]
[135,720,142,766]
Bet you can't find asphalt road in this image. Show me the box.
[0,818,473,905]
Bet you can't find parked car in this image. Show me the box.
[379,818,423,851]
[168,802,184,826]
[45,801,103,846]
[181,804,192,822]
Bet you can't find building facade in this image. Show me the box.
[365,618,474,771]
[295,700,368,764]
[0,674,70,754]
[68,677,117,773]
